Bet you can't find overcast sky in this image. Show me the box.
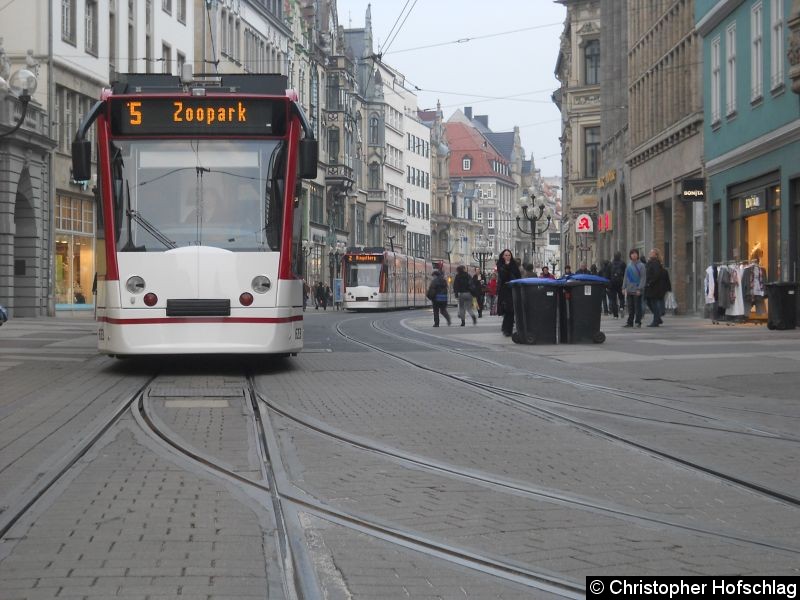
[335,0,567,177]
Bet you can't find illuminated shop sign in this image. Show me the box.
[681,178,706,201]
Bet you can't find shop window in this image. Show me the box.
[55,194,95,307]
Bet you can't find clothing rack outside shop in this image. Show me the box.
[704,260,767,325]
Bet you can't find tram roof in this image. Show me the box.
[110,73,290,96]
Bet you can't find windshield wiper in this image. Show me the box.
[126,208,177,249]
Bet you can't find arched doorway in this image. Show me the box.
[13,168,41,317]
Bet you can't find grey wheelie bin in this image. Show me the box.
[563,274,609,343]
[766,282,797,330]
[508,278,564,344]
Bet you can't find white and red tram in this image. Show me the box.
[71,71,318,356]
[341,250,435,310]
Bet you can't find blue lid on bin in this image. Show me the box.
[509,277,565,286]
[564,274,610,284]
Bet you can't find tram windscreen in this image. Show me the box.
[111,140,284,252]
[344,260,382,288]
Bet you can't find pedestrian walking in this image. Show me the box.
[598,260,611,315]
[486,273,498,315]
[302,280,310,311]
[576,262,590,275]
[563,265,573,277]
[623,249,646,328]
[608,252,626,318]
[523,263,536,278]
[315,281,327,310]
[539,266,555,279]
[453,265,478,326]
[644,248,670,327]
[471,271,486,317]
[426,270,451,327]
[496,249,522,337]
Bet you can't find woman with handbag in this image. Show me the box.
[496,249,521,337]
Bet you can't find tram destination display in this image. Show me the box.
[109,96,288,137]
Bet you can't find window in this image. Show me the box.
[770,0,784,89]
[369,163,380,189]
[751,2,763,101]
[584,39,600,85]
[583,126,600,179]
[161,43,171,74]
[711,35,721,122]
[84,0,98,55]
[488,212,495,230]
[62,0,76,44]
[162,0,172,14]
[328,128,339,162]
[176,51,186,74]
[369,116,380,145]
[462,157,472,171]
[726,24,737,115]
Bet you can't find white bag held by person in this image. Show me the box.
[664,291,677,312]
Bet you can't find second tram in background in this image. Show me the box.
[342,250,434,310]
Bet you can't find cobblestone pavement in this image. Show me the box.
[1,313,798,598]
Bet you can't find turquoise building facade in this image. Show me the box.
[697,0,800,282]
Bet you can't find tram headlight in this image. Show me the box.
[251,275,271,294]
[125,276,146,294]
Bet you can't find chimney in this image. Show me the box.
[464,106,473,120]
[475,115,489,128]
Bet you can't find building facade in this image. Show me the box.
[554,0,602,271]
[596,0,629,265]
[627,0,704,312]
[0,0,194,318]
[698,0,800,288]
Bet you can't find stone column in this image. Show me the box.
[789,0,800,94]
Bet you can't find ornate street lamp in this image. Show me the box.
[0,66,37,138]
[515,195,552,262]
[472,242,493,279]
[301,240,313,278]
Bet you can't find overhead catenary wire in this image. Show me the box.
[380,0,419,55]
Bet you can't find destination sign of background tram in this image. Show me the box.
[71,67,318,357]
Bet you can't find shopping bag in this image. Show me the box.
[664,291,677,311]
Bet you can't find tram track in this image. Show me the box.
[259,389,800,555]
[332,316,800,510]
[0,376,157,542]
[388,317,800,442]
[133,374,585,598]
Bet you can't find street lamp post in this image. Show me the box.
[472,246,493,279]
[301,240,313,279]
[0,64,37,138]
[515,196,552,264]
[328,249,341,287]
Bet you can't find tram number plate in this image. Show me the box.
[295,327,303,340]
[584,285,592,296]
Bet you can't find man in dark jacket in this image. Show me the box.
[644,248,670,327]
[427,270,451,327]
[453,265,477,326]
[608,252,626,318]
